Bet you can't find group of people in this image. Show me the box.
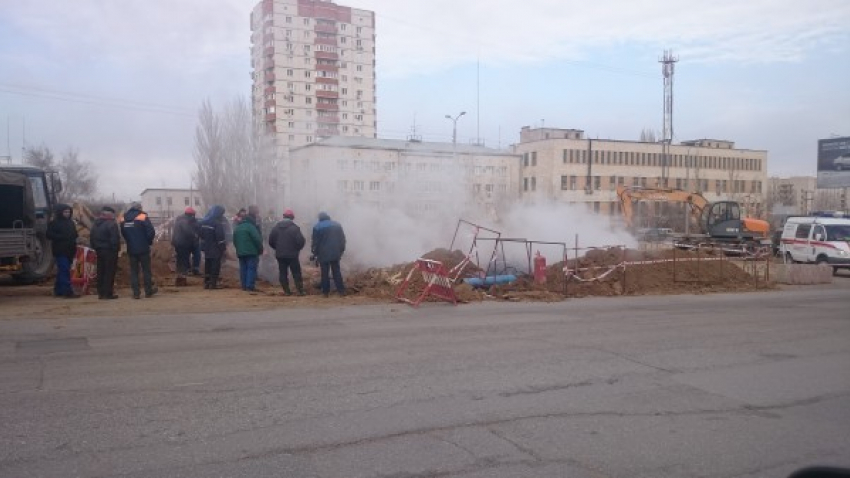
[48,201,349,299]
[175,204,348,297]
[48,202,158,300]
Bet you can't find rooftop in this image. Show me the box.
[292,136,518,156]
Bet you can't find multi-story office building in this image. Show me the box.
[288,137,520,219]
[513,127,769,220]
[249,0,376,204]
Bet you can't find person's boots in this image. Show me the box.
[282,284,292,296]
[210,276,222,289]
[295,279,305,296]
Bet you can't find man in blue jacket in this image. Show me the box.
[121,202,157,299]
[311,211,346,297]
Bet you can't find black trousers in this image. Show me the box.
[175,245,192,276]
[95,248,118,298]
[128,253,153,295]
[204,257,222,287]
[276,257,303,292]
[319,260,345,295]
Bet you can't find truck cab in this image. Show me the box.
[0,164,62,282]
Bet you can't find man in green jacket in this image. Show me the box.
[233,213,263,291]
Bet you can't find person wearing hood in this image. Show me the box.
[311,211,346,297]
[268,209,306,296]
[89,206,121,299]
[46,203,80,298]
[121,201,157,299]
[233,209,264,292]
[200,205,228,289]
[171,207,199,278]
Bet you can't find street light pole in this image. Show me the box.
[445,111,466,145]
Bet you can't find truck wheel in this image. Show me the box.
[12,234,53,284]
[815,256,830,267]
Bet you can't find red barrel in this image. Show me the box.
[534,251,547,284]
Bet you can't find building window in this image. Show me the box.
[156,196,162,205]
[194,197,200,206]
[531,151,537,166]
[523,178,528,192]
[184,197,190,206]
[531,177,537,191]
[594,176,601,191]
[561,176,569,190]
[369,181,380,191]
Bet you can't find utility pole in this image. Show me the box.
[659,50,678,188]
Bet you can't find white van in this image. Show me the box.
[780,216,850,273]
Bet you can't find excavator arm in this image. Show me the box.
[616,185,708,232]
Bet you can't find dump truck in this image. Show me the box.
[0,164,62,282]
[616,185,770,249]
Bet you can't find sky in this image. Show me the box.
[1,0,849,200]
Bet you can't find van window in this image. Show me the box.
[795,224,811,239]
[826,225,850,241]
[812,225,826,241]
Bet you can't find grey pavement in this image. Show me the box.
[1,282,849,478]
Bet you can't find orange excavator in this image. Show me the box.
[616,185,770,246]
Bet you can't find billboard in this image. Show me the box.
[817,136,850,188]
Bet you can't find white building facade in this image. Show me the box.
[139,189,205,225]
[288,137,520,220]
[513,127,769,219]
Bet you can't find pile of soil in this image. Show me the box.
[543,247,768,298]
[347,249,484,303]
[103,241,769,304]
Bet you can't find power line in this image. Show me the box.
[0,83,196,118]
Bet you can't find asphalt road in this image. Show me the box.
[1,283,849,478]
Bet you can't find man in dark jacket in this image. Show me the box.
[46,203,80,298]
[89,206,121,299]
[171,207,199,278]
[233,213,263,292]
[311,211,346,297]
[200,205,227,289]
[268,209,306,296]
[121,202,157,299]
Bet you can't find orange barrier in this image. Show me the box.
[71,246,97,295]
[395,259,458,307]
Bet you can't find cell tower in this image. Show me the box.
[660,50,678,187]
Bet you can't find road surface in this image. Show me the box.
[1,284,849,477]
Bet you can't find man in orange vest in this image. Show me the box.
[121,202,157,299]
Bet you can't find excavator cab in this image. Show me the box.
[703,201,768,241]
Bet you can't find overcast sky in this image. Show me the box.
[1,0,849,199]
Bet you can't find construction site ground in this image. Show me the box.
[2,241,846,320]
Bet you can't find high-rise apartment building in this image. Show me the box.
[249,0,376,204]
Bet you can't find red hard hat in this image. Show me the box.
[185,207,196,215]
[283,209,294,218]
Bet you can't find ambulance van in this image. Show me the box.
[780,216,850,274]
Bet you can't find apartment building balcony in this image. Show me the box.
[264,71,275,82]
[264,98,276,108]
[264,85,276,95]
[315,36,337,46]
[316,63,338,73]
[317,128,340,137]
[264,46,274,57]
[314,23,337,34]
[315,77,338,85]
[316,103,340,111]
[318,115,340,123]
[265,112,276,122]
[316,90,339,98]
[315,51,339,61]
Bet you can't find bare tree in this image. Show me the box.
[639,128,657,143]
[57,148,97,202]
[24,144,98,202]
[194,96,277,214]
[24,144,56,170]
